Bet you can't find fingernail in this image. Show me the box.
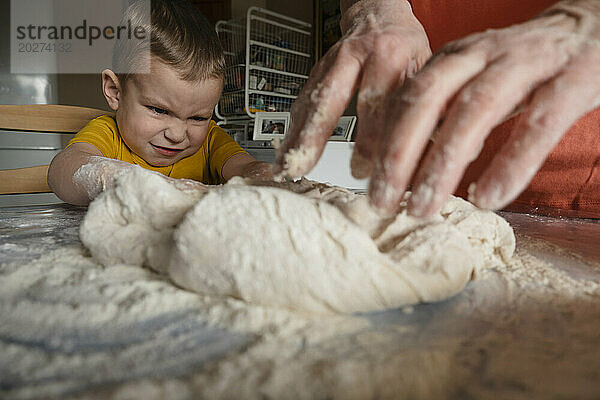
[271,137,282,149]
[369,176,400,217]
[472,180,504,210]
[467,182,477,204]
[276,145,317,179]
[408,183,435,217]
[350,150,372,179]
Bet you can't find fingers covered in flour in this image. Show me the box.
[371,1,600,216]
[407,53,566,217]
[274,0,431,180]
[368,51,487,216]
[470,49,600,209]
[272,44,362,179]
[351,23,430,180]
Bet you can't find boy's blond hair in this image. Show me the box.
[113,0,226,86]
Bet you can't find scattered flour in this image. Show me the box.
[2,167,599,399]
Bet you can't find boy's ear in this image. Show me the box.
[101,69,122,111]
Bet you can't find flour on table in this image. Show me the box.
[80,166,515,314]
[4,166,600,400]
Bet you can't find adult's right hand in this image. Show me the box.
[273,0,431,179]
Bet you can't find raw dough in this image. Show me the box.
[81,166,515,314]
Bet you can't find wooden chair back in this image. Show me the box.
[0,105,109,195]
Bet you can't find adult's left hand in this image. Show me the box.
[374,0,600,217]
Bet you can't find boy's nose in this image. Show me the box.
[164,122,187,143]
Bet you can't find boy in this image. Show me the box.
[48,0,272,206]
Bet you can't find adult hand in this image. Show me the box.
[273,0,431,179]
[398,0,600,217]
[277,0,600,218]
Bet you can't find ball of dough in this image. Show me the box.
[168,185,498,314]
[80,166,202,273]
[81,167,515,314]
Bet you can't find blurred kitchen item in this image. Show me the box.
[0,0,58,106]
[305,142,368,191]
[0,74,58,105]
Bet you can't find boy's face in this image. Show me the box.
[112,60,223,167]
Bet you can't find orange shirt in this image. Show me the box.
[409,0,600,217]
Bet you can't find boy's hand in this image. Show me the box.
[49,141,214,205]
[48,142,132,205]
[222,153,274,182]
[72,156,134,201]
[73,155,210,199]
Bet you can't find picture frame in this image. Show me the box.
[252,112,290,140]
[329,116,357,142]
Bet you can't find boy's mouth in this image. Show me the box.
[151,143,184,157]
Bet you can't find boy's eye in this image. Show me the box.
[147,106,168,115]
[190,116,208,122]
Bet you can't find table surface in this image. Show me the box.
[500,211,600,262]
[1,204,599,399]
[2,203,598,268]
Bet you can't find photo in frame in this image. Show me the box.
[252,112,290,140]
[329,116,357,142]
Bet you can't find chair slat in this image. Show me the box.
[0,105,110,133]
[0,165,51,194]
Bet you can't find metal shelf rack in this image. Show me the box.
[215,7,312,136]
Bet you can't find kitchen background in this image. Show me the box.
[0,0,364,207]
[0,0,319,109]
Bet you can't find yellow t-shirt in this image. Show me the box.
[67,115,246,184]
